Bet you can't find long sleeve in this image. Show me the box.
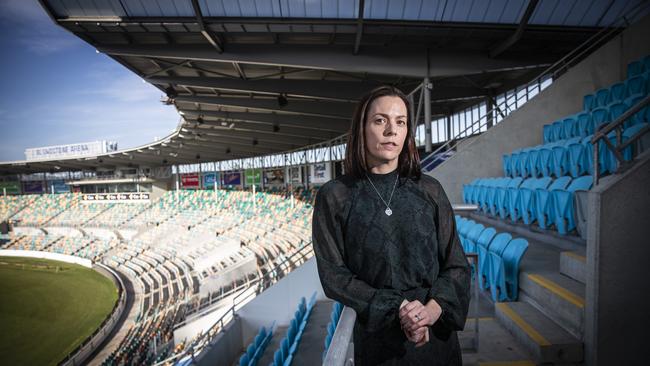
[423,178,471,341]
[312,182,404,333]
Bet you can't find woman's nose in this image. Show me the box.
[384,121,397,135]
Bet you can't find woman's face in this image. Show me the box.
[364,95,408,167]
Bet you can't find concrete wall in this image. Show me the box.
[0,249,92,267]
[430,13,650,203]
[584,151,650,365]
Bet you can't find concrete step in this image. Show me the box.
[519,272,585,340]
[495,302,583,364]
[559,251,586,284]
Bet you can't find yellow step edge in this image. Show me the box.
[495,303,551,346]
[527,273,585,308]
[563,251,586,263]
[479,361,536,366]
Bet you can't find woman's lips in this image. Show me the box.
[381,142,398,151]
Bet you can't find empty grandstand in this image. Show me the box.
[1,1,650,366]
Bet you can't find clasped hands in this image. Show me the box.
[398,299,442,347]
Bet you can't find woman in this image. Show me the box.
[312,86,471,365]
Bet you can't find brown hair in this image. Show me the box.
[344,86,421,180]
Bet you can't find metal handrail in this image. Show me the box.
[419,0,649,168]
[591,94,650,185]
[154,242,314,366]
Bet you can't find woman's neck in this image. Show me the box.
[367,159,398,174]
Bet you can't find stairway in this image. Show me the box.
[469,212,587,365]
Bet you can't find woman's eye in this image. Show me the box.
[397,120,406,125]
[375,118,386,124]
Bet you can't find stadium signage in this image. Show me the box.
[0,182,21,195]
[82,192,150,203]
[181,173,200,188]
[24,140,117,161]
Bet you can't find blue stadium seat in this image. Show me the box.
[511,178,536,224]
[522,177,552,225]
[595,88,610,107]
[510,150,522,177]
[518,149,531,178]
[501,238,529,301]
[543,124,554,143]
[575,112,594,137]
[567,138,588,177]
[527,146,542,177]
[486,178,508,216]
[538,142,556,177]
[591,106,610,131]
[551,120,564,141]
[274,349,283,366]
[627,60,644,77]
[608,101,630,126]
[239,353,249,366]
[497,177,523,220]
[487,251,507,302]
[534,176,571,230]
[622,122,650,160]
[247,343,255,360]
[583,93,596,111]
[607,82,626,104]
[481,232,512,291]
[476,229,497,290]
[552,175,593,235]
[465,223,485,254]
[625,74,647,99]
[551,138,579,178]
[625,94,649,127]
[643,55,650,73]
[503,154,512,177]
[562,117,577,139]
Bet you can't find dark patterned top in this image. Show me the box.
[312,168,471,365]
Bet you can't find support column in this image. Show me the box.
[424,77,432,153]
[486,90,494,129]
[446,114,452,142]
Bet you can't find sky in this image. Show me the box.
[0,0,180,161]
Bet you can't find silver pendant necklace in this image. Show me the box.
[365,171,399,216]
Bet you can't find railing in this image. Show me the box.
[418,0,650,170]
[592,94,650,185]
[154,242,314,366]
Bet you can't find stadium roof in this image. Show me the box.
[0,0,646,175]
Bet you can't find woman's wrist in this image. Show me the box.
[425,299,443,325]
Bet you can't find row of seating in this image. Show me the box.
[580,72,649,114]
[456,216,529,302]
[270,292,317,366]
[322,302,343,361]
[463,175,593,235]
[239,322,275,366]
[545,93,649,144]
[515,115,650,179]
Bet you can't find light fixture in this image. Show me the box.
[197,116,204,124]
[252,138,258,146]
[229,123,235,129]
[226,147,231,154]
[273,124,280,132]
[165,86,177,99]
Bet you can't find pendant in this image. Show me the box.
[385,208,392,216]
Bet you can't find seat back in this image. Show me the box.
[476,227,497,249]
[535,176,553,189]
[467,223,486,242]
[591,107,610,130]
[549,176,572,191]
[608,82,626,104]
[608,101,630,125]
[543,124,554,143]
[502,238,529,276]
[508,177,523,188]
[567,175,593,192]
[625,74,647,97]
[627,60,644,77]
[562,117,577,138]
[583,93,596,111]
[576,112,593,137]
[487,232,513,256]
[552,120,564,141]
[595,88,610,107]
